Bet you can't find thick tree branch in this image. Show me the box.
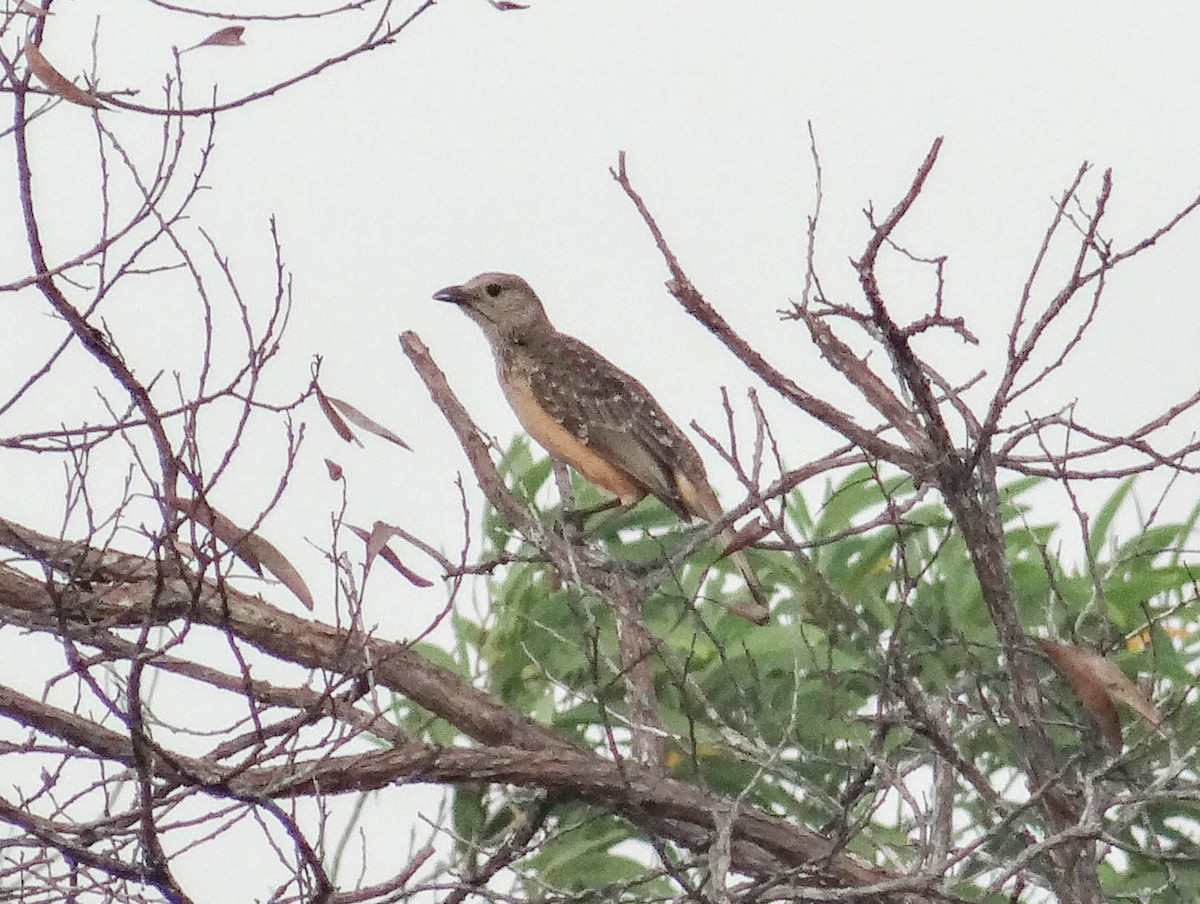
[0,537,935,899]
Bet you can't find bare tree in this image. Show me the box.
[2,4,1200,904]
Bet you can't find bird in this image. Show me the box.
[433,272,770,624]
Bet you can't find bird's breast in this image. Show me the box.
[495,355,643,505]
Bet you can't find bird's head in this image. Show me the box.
[433,272,552,345]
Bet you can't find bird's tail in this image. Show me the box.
[719,527,771,625]
[675,471,771,624]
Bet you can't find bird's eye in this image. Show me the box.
[485,283,502,298]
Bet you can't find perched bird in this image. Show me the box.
[434,272,770,624]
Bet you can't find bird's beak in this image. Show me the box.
[433,284,472,306]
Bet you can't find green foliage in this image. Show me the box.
[523,808,672,897]
[421,441,1200,899]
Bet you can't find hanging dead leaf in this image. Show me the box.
[1040,786,1081,827]
[728,599,770,625]
[363,520,397,573]
[182,26,246,53]
[326,395,411,450]
[1036,639,1162,751]
[1090,654,1162,728]
[15,2,53,17]
[315,385,360,445]
[350,523,433,588]
[169,496,263,574]
[720,518,770,557]
[24,43,106,110]
[168,495,315,610]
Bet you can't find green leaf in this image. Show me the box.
[1143,622,1192,684]
[517,454,553,500]
[543,851,653,890]
[1089,476,1136,557]
[451,787,488,851]
[1106,564,1193,629]
[786,486,814,534]
[815,466,878,536]
[1169,498,1200,566]
[1114,524,1186,564]
[999,475,1045,504]
[526,812,633,882]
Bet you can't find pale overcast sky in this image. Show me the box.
[6,2,1200,899]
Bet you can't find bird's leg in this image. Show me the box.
[561,496,626,532]
[550,459,634,537]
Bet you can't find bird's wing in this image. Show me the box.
[529,334,702,519]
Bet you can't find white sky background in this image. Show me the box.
[5,1,1200,900]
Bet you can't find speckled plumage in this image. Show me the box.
[504,330,710,520]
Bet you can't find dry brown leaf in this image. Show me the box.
[168,496,315,610]
[326,396,411,450]
[493,1,531,8]
[168,496,261,574]
[728,599,770,625]
[363,520,396,573]
[1089,652,1163,728]
[24,43,106,109]
[324,458,344,481]
[184,26,246,52]
[1040,786,1081,827]
[315,385,360,445]
[15,2,53,17]
[720,518,769,557]
[1036,639,1122,750]
[1036,639,1162,751]
[350,523,433,588]
[243,534,314,610]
